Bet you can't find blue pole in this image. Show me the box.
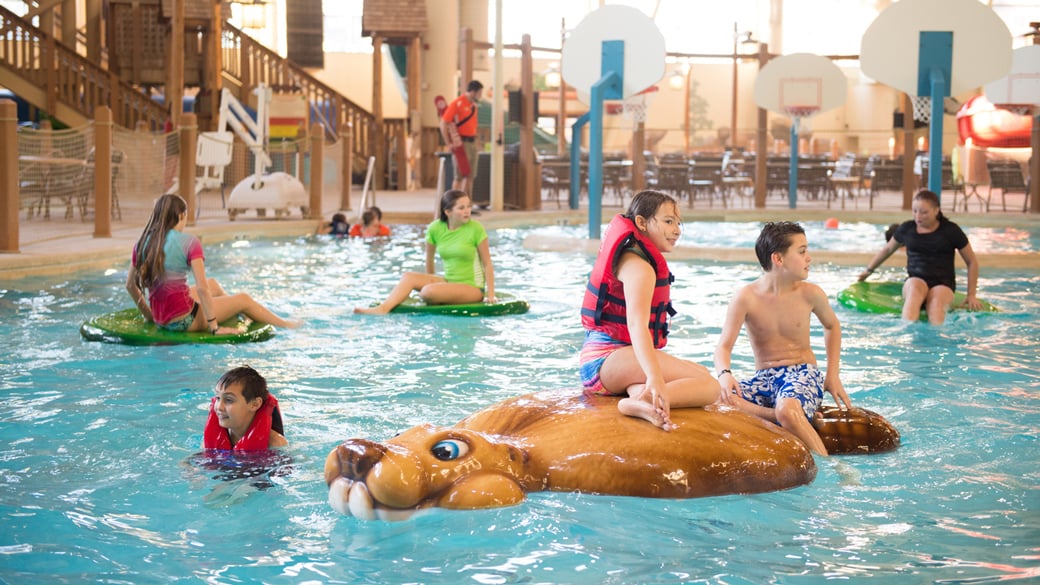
[928,68,946,199]
[585,40,624,240]
[917,30,952,204]
[569,112,589,210]
[788,118,799,209]
[588,73,620,240]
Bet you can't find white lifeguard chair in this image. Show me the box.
[219,85,308,220]
[194,130,233,217]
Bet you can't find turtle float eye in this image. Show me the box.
[431,439,468,461]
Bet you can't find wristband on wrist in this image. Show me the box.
[718,369,731,377]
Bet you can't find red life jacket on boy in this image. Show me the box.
[203,394,282,451]
[581,214,675,348]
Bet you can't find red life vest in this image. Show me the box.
[581,214,675,348]
[203,394,282,451]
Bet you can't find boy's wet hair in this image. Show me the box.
[217,366,268,403]
[755,221,805,270]
[331,213,347,224]
[625,190,677,225]
[467,80,484,93]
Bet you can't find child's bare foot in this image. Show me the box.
[618,397,675,431]
[353,306,389,315]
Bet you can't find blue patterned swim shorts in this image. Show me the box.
[738,363,824,421]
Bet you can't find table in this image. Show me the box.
[828,176,861,210]
[18,155,90,219]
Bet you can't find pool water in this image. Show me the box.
[532,220,1040,254]
[1,226,1038,584]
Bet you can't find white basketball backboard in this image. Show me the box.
[985,45,1040,110]
[860,0,1012,96]
[753,53,847,118]
[561,5,666,105]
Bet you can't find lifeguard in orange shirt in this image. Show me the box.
[439,80,484,194]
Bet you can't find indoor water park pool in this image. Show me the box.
[1,225,1037,584]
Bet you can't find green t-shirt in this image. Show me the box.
[425,219,487,287]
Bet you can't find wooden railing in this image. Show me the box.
[0,7,404,187]
[0,5,167,130]
[221,22,404,187]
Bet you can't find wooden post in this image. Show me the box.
[179,113,198,224]
[309,129,324,219]
[754,43,770,208]
[44,34,57,117]
[372,34,384,191]
[519,34,536,210]
[632,122,645,192]
[93,106,112,238]
[408,36,422,188]
[730,22,738,147]
[167,0,185,129]
[340,124,353,211]
[682,66,691,154]
[557,18,567,156]
[1031,107,1039,213]
[207,0,223,132]
[901,93,915,210]
[61,0,77,49]
[460,28,474,95]
[86,0,102,63]
[131,0,142,83]
[0,100,18,253]
[396,123,408,192]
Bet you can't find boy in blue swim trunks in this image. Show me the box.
[713,221,852,455]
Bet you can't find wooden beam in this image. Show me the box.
[166,0,184,128]
[24,0,64,20]
[372,34,384,191]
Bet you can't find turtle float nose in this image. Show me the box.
[325,438,385,485]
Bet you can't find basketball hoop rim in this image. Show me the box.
[783,107,820,119]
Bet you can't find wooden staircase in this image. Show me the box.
[220,20,404,180]
[0,6,402,187]
[0,5,168,130]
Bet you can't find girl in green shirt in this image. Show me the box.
[354,190,496,314]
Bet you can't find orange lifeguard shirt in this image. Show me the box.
[442,95,478,138]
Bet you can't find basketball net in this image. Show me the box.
[911,95,931,124]
[621,86,658,129]
[783,106,818,132]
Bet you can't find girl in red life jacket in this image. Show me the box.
[203,366,287,450]
[579,190,721,431]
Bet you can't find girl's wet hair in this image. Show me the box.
[133,194,187,289]
[625,190,677,225]
[755,221,805,270]
[439,189,469,223]
[913,189,947,222]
